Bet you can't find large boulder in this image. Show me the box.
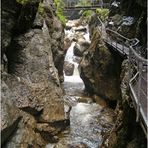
[1,0,68,147]
[79,29,122,101]
[73,39,90,57]
[6,20,65,121]
[64,61,75,76]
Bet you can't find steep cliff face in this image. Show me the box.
[78,2,147,147]
[101,60,146,148]
[79,15,122,105]
[99,0,147,147]
[1,0,67,147]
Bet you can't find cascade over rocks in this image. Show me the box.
[73,39,90,57]
[64,61,75,76]
[1,0,67,146]
[79,28,121,101]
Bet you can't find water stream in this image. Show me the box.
[46,20,115,148]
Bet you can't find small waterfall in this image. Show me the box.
[64,25,90,83]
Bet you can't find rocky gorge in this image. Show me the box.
[2,0,67,147]
[1,0,147,148]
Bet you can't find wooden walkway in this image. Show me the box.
[97,19,148,137]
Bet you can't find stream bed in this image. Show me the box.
[46,20,115,148]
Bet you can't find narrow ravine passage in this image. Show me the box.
[46,19,115,148]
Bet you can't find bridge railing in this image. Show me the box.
[97,18,147,128]
[105,28,139,56]
[64,1,109,8]
[129,44,148,124]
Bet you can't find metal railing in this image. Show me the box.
[129,45,147,122]
[64,1,109,9]
[97,17,148,132]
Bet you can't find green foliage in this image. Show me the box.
[76,0,91,6]
[54,0,67,25]
[38,3,44,15]
[80,10,94,21]
[96,8,109,22]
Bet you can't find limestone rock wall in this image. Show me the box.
[79,25,122,103]
[101,60,147,148]
[1,0,67,147]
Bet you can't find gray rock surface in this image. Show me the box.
[1,0,67,146]
[73,40,90,57]
[64,61,75,76]
[79,28,121,101]
[1,80,21,145]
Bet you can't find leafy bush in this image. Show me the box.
[96,8,109,22]
[54,0,67,25]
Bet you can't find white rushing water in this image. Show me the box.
[64,24,90,83]
[64,42,83,83]
[46,20,114,148]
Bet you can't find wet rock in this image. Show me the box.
[73,40,90,57]
[35,123,60,143]
[101,60,147,147]
[1,0,67,146]
[93,95,108,107]
[64,38,73,52]
[74,26,87,32]
[79,29,122,101]
[74,32,86,41]
[4,111,46,148]
[66,19,81,29]
[73,56,82,64]
[1,80,21,145]
[78,96,93,103]
[73,44,83,57]
[67,142,89,148]
[64,61,75,76]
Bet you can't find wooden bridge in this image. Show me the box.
[64,1,109,11]
[97,17,148,137]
